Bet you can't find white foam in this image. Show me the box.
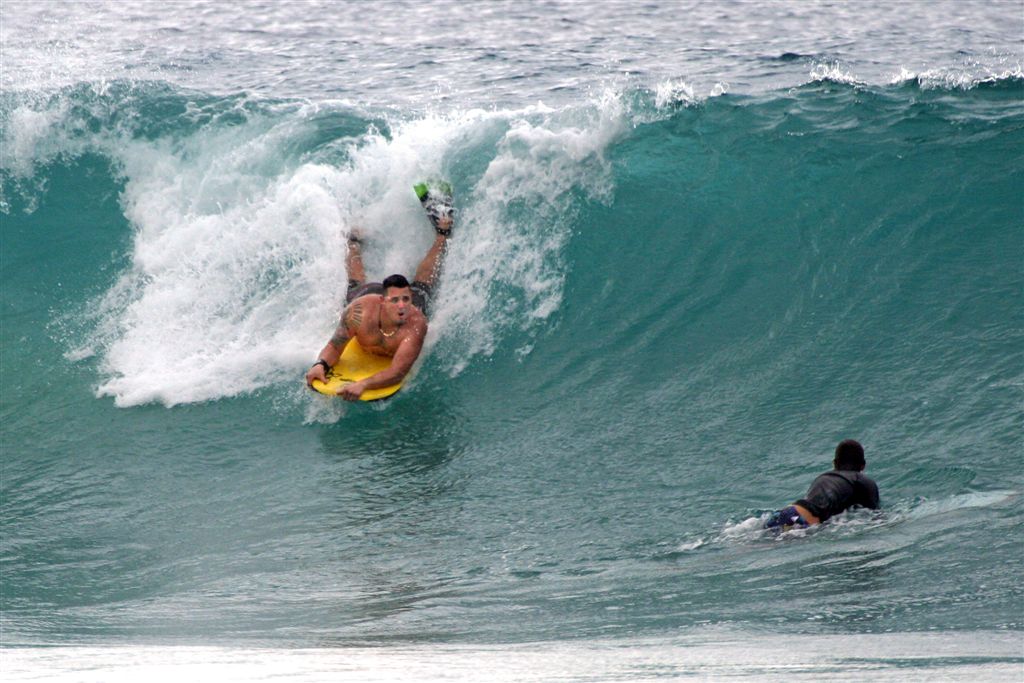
[33,93,627,406]
[85,109,353,405]
[709,82,731,97]
[2,103,69,179]
[652,79,732,109]
[675,537,706,552]
[4,630,1022,682]
[720,515,767,539]
[654,79,697,108]
[889,64,1024,89]
[419,93,625,378]
[717,492,1018,544]
[808,62,867,86]
[902,490,1017,518]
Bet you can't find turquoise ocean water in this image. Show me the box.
[2,1,1023,680]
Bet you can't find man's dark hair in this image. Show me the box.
[382,274,410,291]
[834,439,866,471]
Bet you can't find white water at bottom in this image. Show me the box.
[4,630,1021,682]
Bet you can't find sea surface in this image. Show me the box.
[2,1,1022,680]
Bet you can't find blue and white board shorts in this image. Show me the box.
[764,506,810,531]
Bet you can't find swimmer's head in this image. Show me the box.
[834,439,865,471]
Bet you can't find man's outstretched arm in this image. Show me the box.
[305,301,363,386]
[337,326,425,400]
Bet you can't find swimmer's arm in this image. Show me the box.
[339,326,425,399]
[306,302,361,385]
[364,329,425,388]
[864,480,880,509]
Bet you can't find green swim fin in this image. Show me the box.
[414,180,454,235]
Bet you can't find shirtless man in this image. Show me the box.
[304,201,452,401]
[764,439,880,530]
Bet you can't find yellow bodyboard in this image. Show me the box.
[310,339,403,401]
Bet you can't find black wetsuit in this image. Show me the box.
[796,470,880,522]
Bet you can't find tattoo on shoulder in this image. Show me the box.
[345,302,364,329]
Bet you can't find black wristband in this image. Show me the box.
[313,359,330,373]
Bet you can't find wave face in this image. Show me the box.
[2,33,1022,677]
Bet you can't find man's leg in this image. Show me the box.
[346,232,367,296]
[411,218,452,286]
